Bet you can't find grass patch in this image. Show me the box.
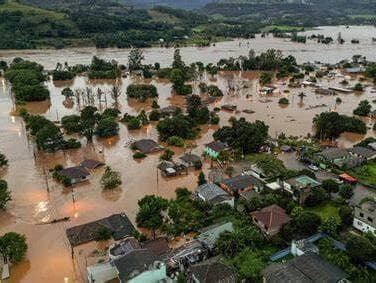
[349,161,376,187]
[306,201,340,221]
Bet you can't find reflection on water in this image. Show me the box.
[0,27,375,282]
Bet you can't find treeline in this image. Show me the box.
[4,58,49,102]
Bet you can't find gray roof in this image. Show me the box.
[262,252,347,283]
[179,153,201,164]
[189,257,236,283]
[196,183,230,203]
[80,159,104,169]
[60,166,90,179]
[206,141,227,153]
[113,249,157,282]
[349,146,376,159]
[109,237,141,257]
[319,148,350,160]
[66,213,136,247]
[197,222,234,249]
[133,139,162,154]
[221,175,263,192]
[368,142,376,151]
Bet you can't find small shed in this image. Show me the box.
[133,139,163,154]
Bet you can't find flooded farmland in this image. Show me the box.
[0,25,375,282]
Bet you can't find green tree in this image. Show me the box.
[0,232,28,263]
[172,49,185,70]
[136,195,168,239]
[128,48,144,71]
[100,166,122,189]
[320,216,339,236]
[95,118,119,137]
[353,100,372,116]
[259,72,272,85]
[213,118,269,154]
[160,149,175,161]
[36,125,64,152]
[0,180,11,210]
[339,184,354,200]
[0,152,8,167]
[339,205,353,226]
[198,171,207,185]
[346,235,376,262]
[278,97,289,105]
[322,179,340,193]
[61,87,74,98]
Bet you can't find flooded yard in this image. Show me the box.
[0,25,375,282]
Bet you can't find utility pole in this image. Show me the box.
[43,167,50,192]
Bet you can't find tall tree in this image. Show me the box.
[0,180,11,210]
[128,48,144,71]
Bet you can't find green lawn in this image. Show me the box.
[350,161,376,187]
[306,202,340,221]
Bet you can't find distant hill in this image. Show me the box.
[120,0,213,9]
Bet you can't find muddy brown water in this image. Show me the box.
[0,26,376,69]
[0,26,376,283]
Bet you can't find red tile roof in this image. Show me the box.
[251,205,291,234]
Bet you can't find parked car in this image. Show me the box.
[308,164,319,171]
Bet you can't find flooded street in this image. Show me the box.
[0,25,375,283]
[0,26,375,69]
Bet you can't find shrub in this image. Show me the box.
[127,84,158,102]
[166,136,185,147]
[133,152,146,159]
[279,97,289,105]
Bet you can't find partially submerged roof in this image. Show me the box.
[179,153,201,164]
[113,249,157,282]
[319,148,350,160]
[196,183,230,203]
[80,159,104,169]
[349,146,376,159]
[205,141,227,153]
[133,139,163,154]
[251,205,291,234]
[60,166,90,179]
[66,213,136,247]
[189,257,236,283]
[263,252,347,283]
[221,175,263,192]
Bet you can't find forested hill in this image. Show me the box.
[0,0,210,49]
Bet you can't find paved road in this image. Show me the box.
[278,152,375,205]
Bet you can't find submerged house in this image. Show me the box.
[282,175,321,204]
[179,153,201,168]
[59,166,90,184]
[133,139,163,154]
[80,159,104,170]
[197,222,234,250]
[66,213,135,247]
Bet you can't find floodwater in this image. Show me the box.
[0,26,376,69]
[0,25,375,283]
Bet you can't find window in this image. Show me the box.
[360,212,364,217]
[367,217,373,223]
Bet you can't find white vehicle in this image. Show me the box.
[308,164,319,171]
